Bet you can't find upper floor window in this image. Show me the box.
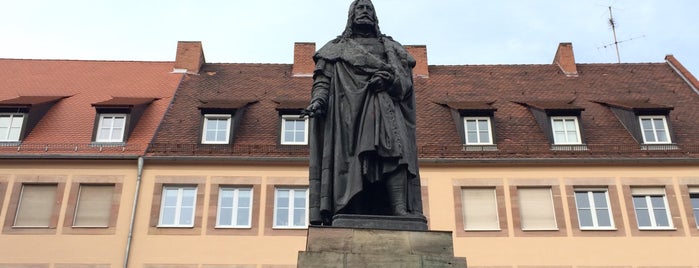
[551,116,582,145]
[639,116,671,144]
[574,188,614,229]
[463,117,493,145]
[273,187,308,229]
[461,187,499,230]
[518,187,557,231]
[0,113,24,142]
[631,187,673,230]
[14,184,58,227]
[73,184,115,227]
[202,114,232,144]
[216,187,252,228]
[158,186,197,227]
[281,115,308,145]
[95,114,127,143]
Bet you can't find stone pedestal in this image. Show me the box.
[297,226,467,267]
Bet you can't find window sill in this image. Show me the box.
[551,144,588,151]
[156,225,195,228]
[272,226,308,230]
[462,144,498,152]
[90,142,126,147]
[11,226,52,229]
[215,226,252,229]
[640,144,678,150]
[638,227,677,231]
[521,228,559,232]
[580,227,617,231]
[0,142,21,146]
[464,228,502,232]
[71,226,109,228]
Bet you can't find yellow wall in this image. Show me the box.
[1,160,698,267]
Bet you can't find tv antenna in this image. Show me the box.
[598,6,645,63]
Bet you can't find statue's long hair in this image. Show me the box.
[335,0,388,42]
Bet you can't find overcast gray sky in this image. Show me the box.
[1,0,697,76]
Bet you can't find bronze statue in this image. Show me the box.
[304,0,423,226]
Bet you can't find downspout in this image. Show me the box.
[123,157,144,268]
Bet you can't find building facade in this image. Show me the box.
[1,41,698,267]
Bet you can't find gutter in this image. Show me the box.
[123,157,144,268]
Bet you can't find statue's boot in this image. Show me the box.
[387,171,409,216]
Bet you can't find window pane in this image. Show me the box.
[276,208,289,226]
[653,208,670,227]
[478,131,490,143]
[163,189,179,206]
[295,132,305,142]
[656,130,668,142]
[641,119,652,129]
[182,188,196,206]
[635,208,651,227]
[293,208,306,226]
[466,120,476,130]
[578,208,593,227]
[237,208,250,226]
[179,207,194,226]
[73,185,114,227]
[467,131,478,143]
[161,207,176,225]
[552,120,564,130]
[277,190,289,208]
[596,208,612,227]
[575,192,590,208]
[14,185,57,227]
[239,189,251,207]
[650,196,665,208]
[218,208,232,226]
[592,192,608,208]
[652,119,664,130]
[294,194,306,209]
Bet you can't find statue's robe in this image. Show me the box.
[308,37,423,225]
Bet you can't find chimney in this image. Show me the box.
[553,42,578,77]
[405,45,429,78]
[292,42,316,77]
[174,41,205,74]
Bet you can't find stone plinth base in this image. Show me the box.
[332,214,428,231]
[297,226,467,267]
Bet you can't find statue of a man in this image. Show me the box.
[304,0,423,225]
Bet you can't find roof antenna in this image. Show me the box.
[598,6,645,63]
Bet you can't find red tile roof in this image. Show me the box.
[0,59,182,157]
[149,60,699,160]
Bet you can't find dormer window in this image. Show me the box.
[281,115,308,145]
[95,114,127,142]
[520,101,586,149]
[463,117,493,145]
[0,113,24,142]
[599,100,676,148]
[440,101,497,151]
[639,116,670,144]
[202,114,232,144]
[0,96,66,143]
[91,97,157,144]
[551,116,582,145]
[274,99,311,146]
[197,99,255,145]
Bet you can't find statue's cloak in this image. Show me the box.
[308,37,422,225]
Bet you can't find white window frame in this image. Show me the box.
[550,116,582,145]
[95,113,127,143]
[461,188,500,231]
[158,186,197,228]
[631,188,674,230]
[639,115,671,144]
[573,188,615,230]
[273,187,309,229]
[688,187,699,229]
[216,187,253,228]
[280,115,309,145]
[0,113,25,142]
[202,114,232,144]
[463,117,493,145]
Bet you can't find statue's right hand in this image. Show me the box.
[301,101,324,118]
